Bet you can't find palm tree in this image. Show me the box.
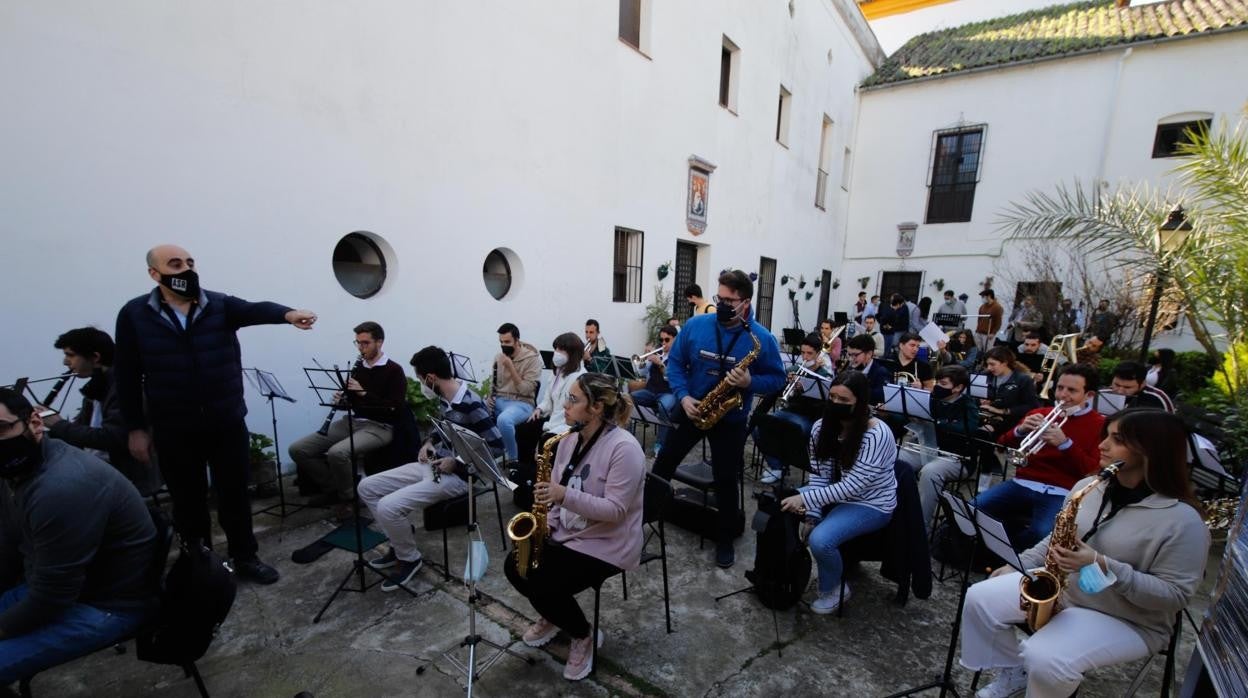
[997,112,1248,403]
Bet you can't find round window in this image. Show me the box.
[333,232,387,299]
[483,249,512,300]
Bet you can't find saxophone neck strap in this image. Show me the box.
[560,424,609,487]
[714,324,746,376]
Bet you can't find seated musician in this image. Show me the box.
[899,365,979,530]
[36,327,148,491]
[963,409,1209,698]
[892,332,934,389]
[817,318,843,367]
[530,332,589,437]
[760,333,832,484]
[359,346,504,592]
[288,321,407,507]
[652,270,786,568]
[976,347,1040,438]
[779,371,897,615]
[1108,361,1174,412]
[845,334,890,405]
[973,364,1104,552]
[861,314,886,357]
[625,325,678,454]
[582,319,611,372]
[489,322,543,462]
[1075,334,1104,366]
[946,329,980,371]
[505,373,645,682]
[1014,332,1046,387]
[0,390,158,684]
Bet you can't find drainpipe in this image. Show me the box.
[1095,47,1133,193]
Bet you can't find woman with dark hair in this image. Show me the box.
[963,409,1210,698]
[506,373,645,681]
[977,347,1039,437]
[529,332,587,437]
[780,370,897,614]
[947,328,980,370]
[1146,348,1178,399]
[918,296,933,323]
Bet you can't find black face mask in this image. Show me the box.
[501,345,516,356]
[931,386,954,401]
[716,300,739,326]
[0,425,42,480]
[824,401,854,422]
[160,269,200,299]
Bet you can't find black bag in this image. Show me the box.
[136,542,237,665]
[744,487,811,610]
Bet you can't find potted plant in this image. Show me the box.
[248,432,279,497]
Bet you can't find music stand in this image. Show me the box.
[18,374,78,417]
[885,493,1035,698]
[429,418,531,697]
[781,328,806,362]
[244,368,302,519]
[598,355,638,383]
[538,350,555,371]
[303,365,419,623]
[450,352,479,384]
[1094,391,1127,416]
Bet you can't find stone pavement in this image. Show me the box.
[23,469,1217,697]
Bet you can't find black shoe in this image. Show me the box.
[380,558,423,592]
[234,556,281,585]
[368,547,399,570]
[715,543,735,569]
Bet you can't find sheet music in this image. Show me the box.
[245,368,295,402]
[882,384,906,414]
[918,321,947,349]
[941,492,977,536]
[902,386,933,420]
[969,373,990,399]
[1094,391,1127,416]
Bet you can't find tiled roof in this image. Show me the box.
[864,0,1248,87]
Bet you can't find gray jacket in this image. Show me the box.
[1019,477,1209,652]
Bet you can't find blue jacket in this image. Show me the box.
[859,359,892,405]
[114,288,292,431]
[665,312,786,424]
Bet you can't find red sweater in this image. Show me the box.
[998,407,1105,490]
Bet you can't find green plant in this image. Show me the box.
[641,284,675,344]
[1174,351,1220,396]
[248,432,274,466]
[472,376,492,401]
[405,378,444,424]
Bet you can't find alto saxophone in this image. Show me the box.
[692,330,761,430]
[506,426,581,579]
[1019,461,1121,632]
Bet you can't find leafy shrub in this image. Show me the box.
[1173,351,1220,397]
[405,377,445,424]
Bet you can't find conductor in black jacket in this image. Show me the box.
[114,245,317,584]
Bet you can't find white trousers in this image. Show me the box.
[960,572,1150,698]
[358,461,469,562]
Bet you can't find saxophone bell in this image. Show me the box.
[507,426,583,578]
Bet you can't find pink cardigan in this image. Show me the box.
[547,424,645,571]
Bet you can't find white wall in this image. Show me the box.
[838,32,1248,339]
[0,1,878,436]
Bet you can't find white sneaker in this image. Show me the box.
[760,468,783,484]
[975,666,1027,698]
[810,584,850,614]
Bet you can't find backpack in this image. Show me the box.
[136,539,237,665]
[744,487,811,610]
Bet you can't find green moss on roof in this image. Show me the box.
[864,0,1248,87]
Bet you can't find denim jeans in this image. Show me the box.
[0,585,149,684]
[493,397,535,460]
[802,501,892,593]
[971,480,1066,552]
[755,409,814,475]
[629,389,677,444]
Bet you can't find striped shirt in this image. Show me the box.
[802,419,898,515]
[434,380,505,457]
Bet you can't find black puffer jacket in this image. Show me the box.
[114,288,291,431]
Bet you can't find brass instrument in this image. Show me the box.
[778,364,832,410]
[692,330,761,429]
[507,426,581,578]
[1202,497,1241,531]
[1038,333,1080,400]
[630,348,665,373]
[1006,401,1071,469]
[893,371,920,387]
[1020,461,1122,632]
[820,325,845,355]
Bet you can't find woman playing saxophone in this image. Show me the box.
[504,373,645,682]
[961,409,1210,698]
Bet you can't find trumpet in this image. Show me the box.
[778,364,832,410]
[1006,401,1071,469]
[630,348,665,373]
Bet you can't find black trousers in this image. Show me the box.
[153,419,258,560]
[504,544,619,639]
[650,415,747,547]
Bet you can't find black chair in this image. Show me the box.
[19,507,209,697]
[753,413,811,486]
[423,478,507,582]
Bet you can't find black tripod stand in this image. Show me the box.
[303,367,420,623]
[245,368,305,519]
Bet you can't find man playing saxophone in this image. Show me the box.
[651,270,786,569]
[962,410,1209,698]
[504,373,645,682]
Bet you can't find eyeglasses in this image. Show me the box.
[846,351,863,358]
[352,340,375,347]
[660,337,673,343]
[712,295,744,305]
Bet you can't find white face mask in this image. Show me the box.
[419,378,437,401]
[552,350,569,368]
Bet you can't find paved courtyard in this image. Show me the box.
[25,465,1218,697]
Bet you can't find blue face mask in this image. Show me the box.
[1077,558,1117,594]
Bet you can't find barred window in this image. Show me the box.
[755,257,777,330]
[925,126,984,224]
[613,227,643,303]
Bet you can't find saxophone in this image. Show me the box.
[1019,461,1121,632]
[692,330,762,430]
[506,426,582,579]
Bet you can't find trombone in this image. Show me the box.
[1006,401,1071,469]
[820,324,846,354]
[1037,333,1080,400]
[630,348,665,373]
[778,364,832,410]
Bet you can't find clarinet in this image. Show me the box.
[317,355,364,436]
[42,371,74,406]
